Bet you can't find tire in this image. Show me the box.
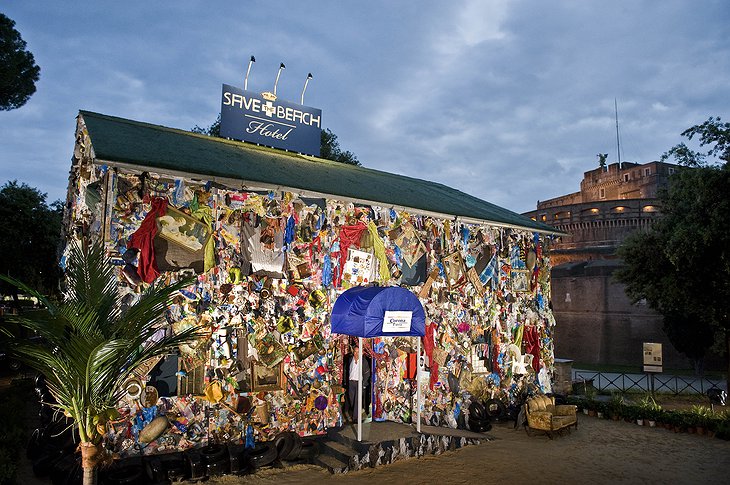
[273,432,296,461]
[295,440,320,460]
[184,450,205,481]
[468,416,492,433]
[484,398,507,421]
[247,442,277,469]
[101,465,144,485]
[146,457,165,483]
[146,452,187,482]
[227,443,250,475]
[282,436,302,461]
[200,443,230,477]
[468,400,486,421]
[200,443,227,462]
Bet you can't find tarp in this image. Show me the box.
[331,285,426,440]
[331,285,425,338]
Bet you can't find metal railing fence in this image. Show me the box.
[572,370,726,395]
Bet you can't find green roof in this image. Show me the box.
[79,110,562,234]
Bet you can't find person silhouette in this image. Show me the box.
[343,344,371,423]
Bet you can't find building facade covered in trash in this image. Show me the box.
[63,110,563,458]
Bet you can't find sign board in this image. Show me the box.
[220,83,322,157]
[643,342,663,373]
[382,311,413,333]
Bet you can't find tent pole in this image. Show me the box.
[357,337,363,442]
[416,337,421,433]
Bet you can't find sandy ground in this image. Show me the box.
[212,415,730,485]
[7,368,727,485]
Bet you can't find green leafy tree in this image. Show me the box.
[0,181,62,303]
[663,116,730,166]
[193,115,361,165]
[0,13,41,110]
[320,128,360,166]
[191,114,221,137]
[0,241,202,485]
[616,117,730,386]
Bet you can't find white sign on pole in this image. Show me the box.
[382,311,413,333]
[643,342,663,373]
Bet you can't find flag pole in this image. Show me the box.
[416,336,421,433]
[357,336,363,441]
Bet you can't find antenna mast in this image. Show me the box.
[615,98,622,164]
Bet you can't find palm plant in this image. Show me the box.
[638,394,661,423]
[0,241,203,485]
[608,391,625,420]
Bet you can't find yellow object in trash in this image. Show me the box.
[138,416,169,443]
[204,381,225,403]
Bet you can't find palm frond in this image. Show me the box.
[112,277,195,338]
[63,241,119,323]
[3,239,205,445]
[0,273,58,314]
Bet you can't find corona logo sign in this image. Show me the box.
[220,83,322,157]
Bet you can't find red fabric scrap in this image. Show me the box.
[523,325,541,373]
[406,353,418,380]
[423,322,438,390]
[335,223,367,287]
[127,197,168,283]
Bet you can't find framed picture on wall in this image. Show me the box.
[511,270,530,292]
[156,205,211,252]
[251,361,284,392]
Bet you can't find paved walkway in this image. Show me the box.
[212,412,730,485]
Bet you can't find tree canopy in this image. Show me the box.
[616,117,730,382]
[0,13,40,111]
[192,114,361,166]
[0,181,62,300]
[320,128,360,166]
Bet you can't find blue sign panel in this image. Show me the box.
[220,84,322,157]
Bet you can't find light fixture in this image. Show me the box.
[300,73,313,104]
[273,62,285,96]
[244,55,255,91]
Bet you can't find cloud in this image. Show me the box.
[1,0,729,214]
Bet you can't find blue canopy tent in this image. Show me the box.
[331,286,426,440]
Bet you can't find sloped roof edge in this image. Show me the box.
[78,110,565,235]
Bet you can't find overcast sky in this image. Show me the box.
[2,1,728,214]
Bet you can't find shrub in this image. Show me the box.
[608,392,625,418]
[638,394,662,421]
[714,412,730,440]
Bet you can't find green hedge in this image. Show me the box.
[566,394,730,438]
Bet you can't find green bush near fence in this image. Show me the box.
[566,393,730,438]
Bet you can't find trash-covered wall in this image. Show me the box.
[64,117,557,457]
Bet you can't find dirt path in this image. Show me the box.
[213,415,730,485]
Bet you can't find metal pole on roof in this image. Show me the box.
[416,336,421,433]
[300,73,313,105]
[244,55,255,91]
[274,63,286,96]
[357,337,363,442]
[615,98,622,164]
